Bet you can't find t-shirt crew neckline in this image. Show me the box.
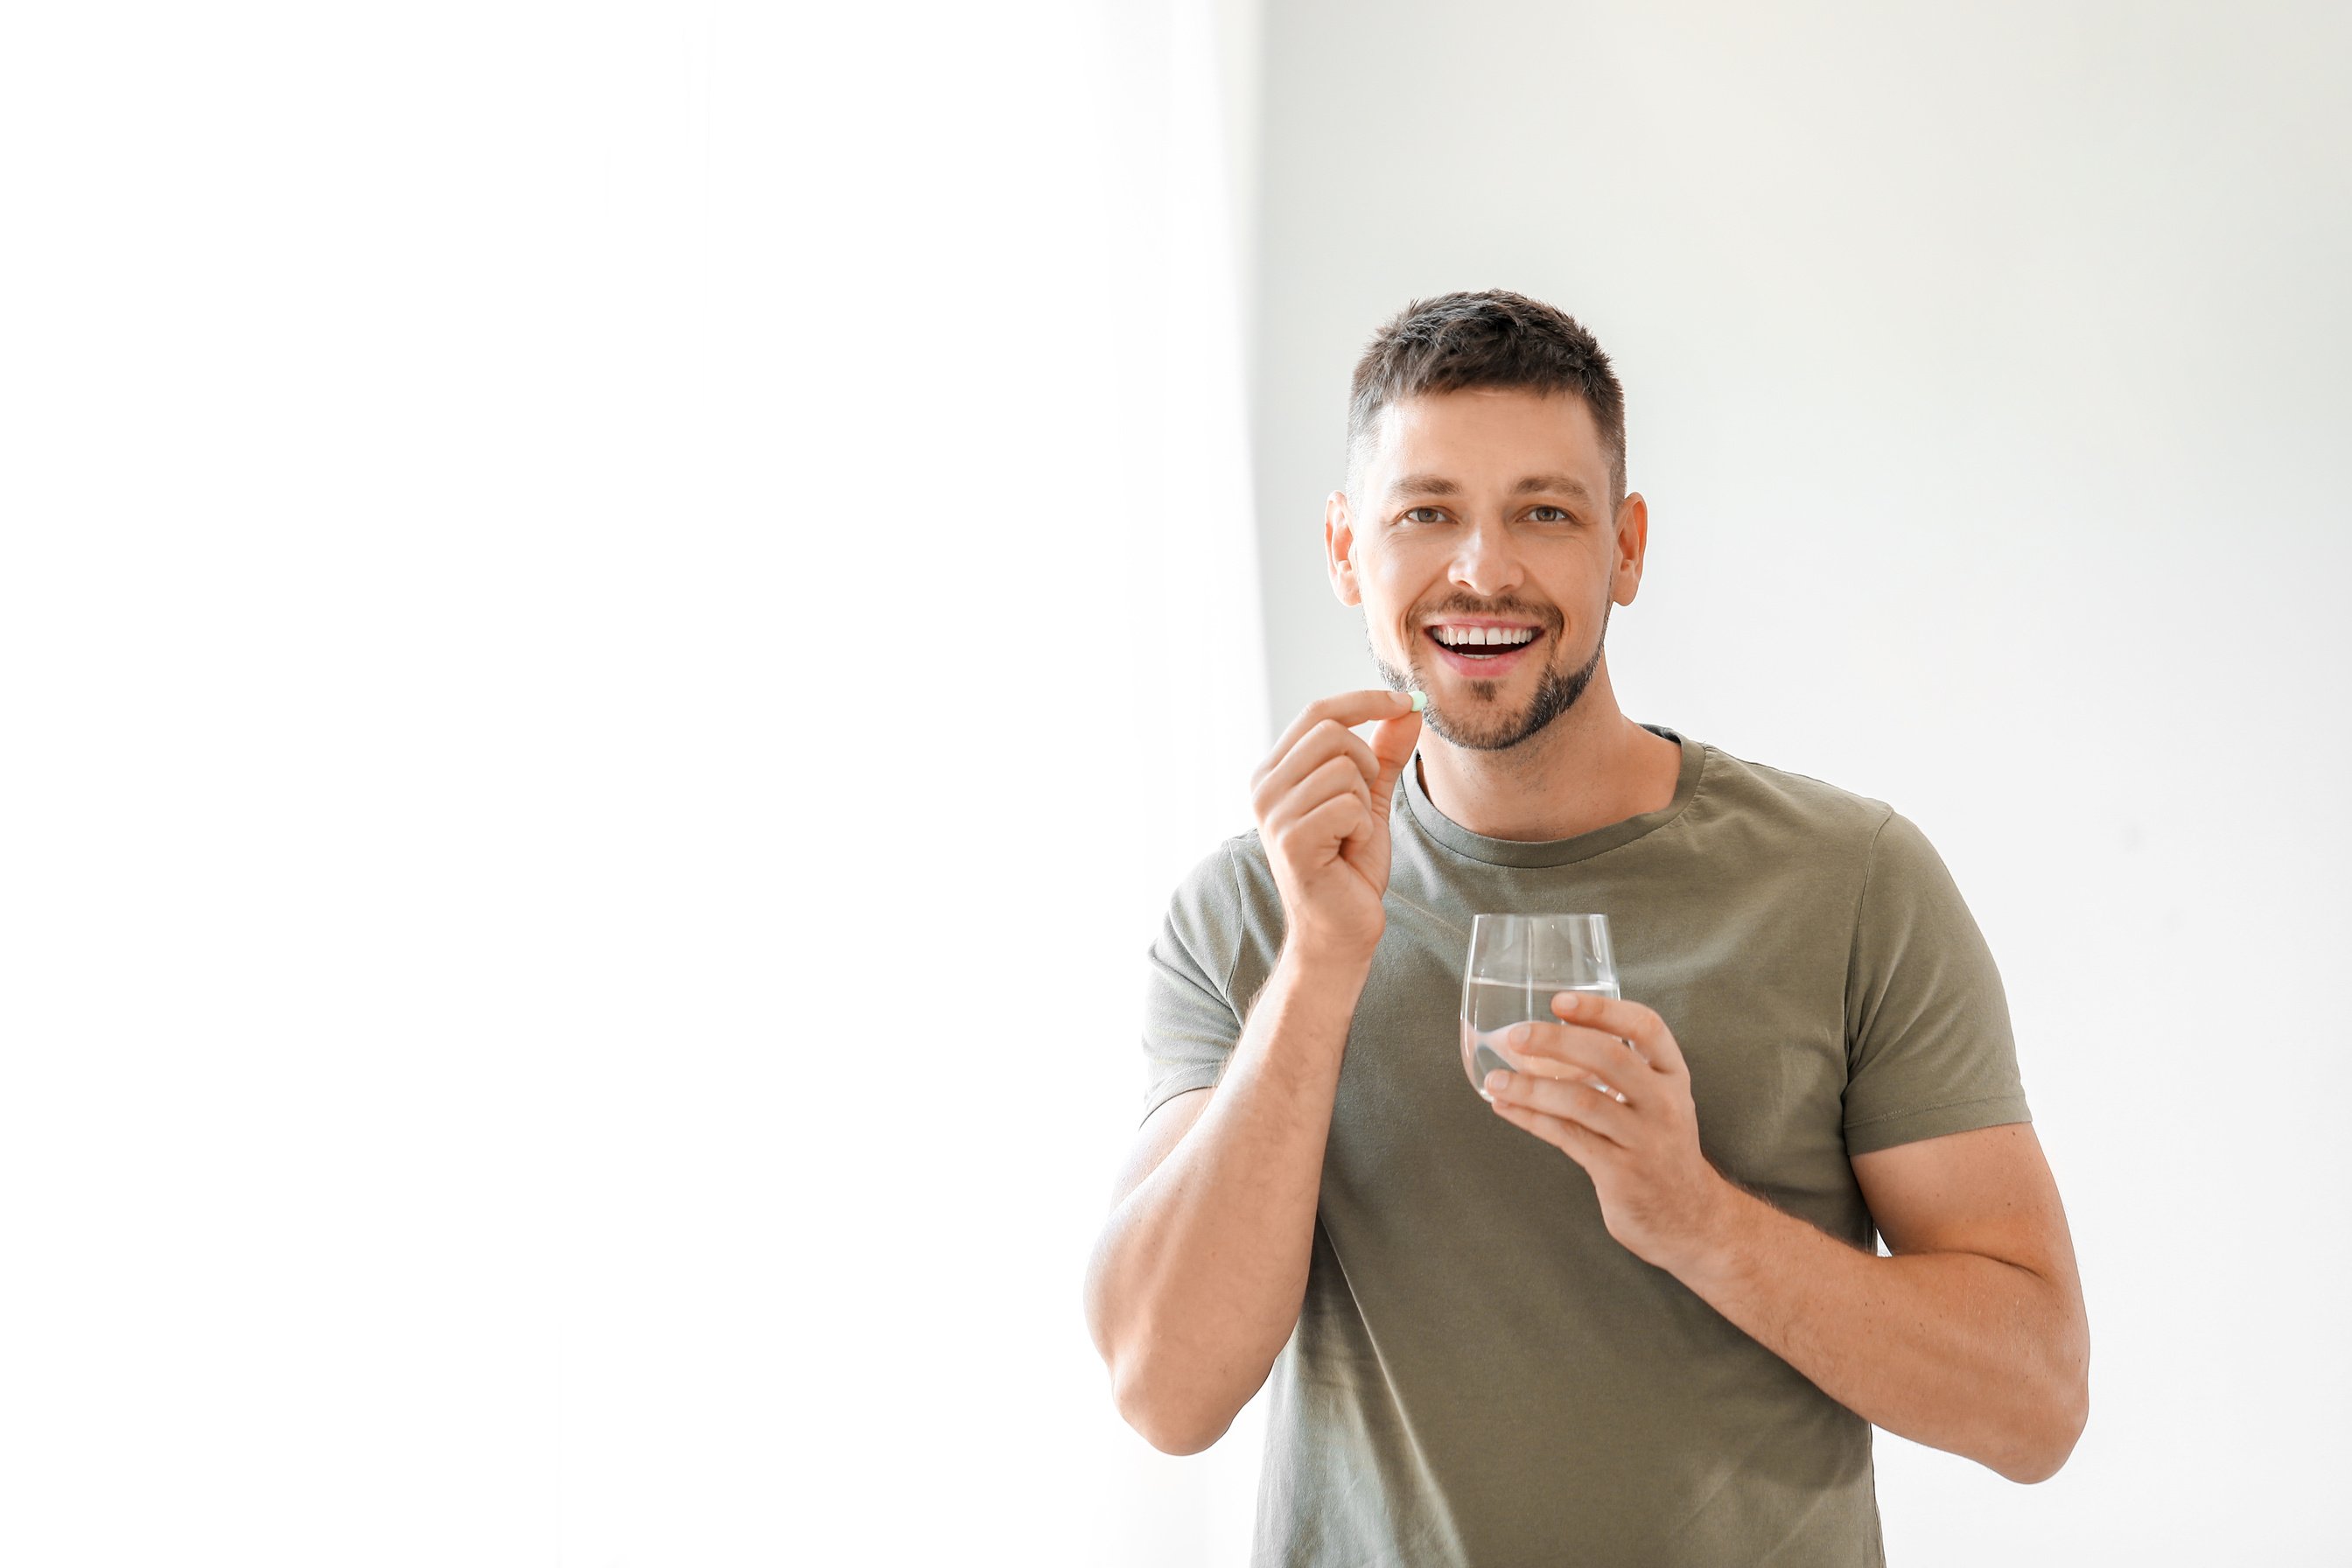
[1398,723,1707,869]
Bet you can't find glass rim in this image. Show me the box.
[1464,911,1616,985]
[1467,912,1611,928]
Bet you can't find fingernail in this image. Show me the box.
[1408,690,1427,711]
[1510,1023,1531,1045]
[1554,990,1580,1013]
[1485,1070,1511,1096]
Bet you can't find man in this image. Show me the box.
[1082,290,2089,1565]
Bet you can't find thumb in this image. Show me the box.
[1368,709,1423,801]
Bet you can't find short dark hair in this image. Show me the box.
[1348,290,1627,508]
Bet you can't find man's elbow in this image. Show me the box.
[1130,1410,1234,1458]
[1994,1373,2090,1485]
[1991,1288,2091,1484]
[1085,1271,1245,1456]
[1114,1368,1236,1457]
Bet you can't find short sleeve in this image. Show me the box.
[1841,810,2032,1155]
[1138,840,1250,1127]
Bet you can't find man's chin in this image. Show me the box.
[1375,644,1600,752]
[1408,652,1601,752]
[1401,674,1525,750]
[1423,705,1546,752]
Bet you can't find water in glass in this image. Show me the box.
[1459,912,1619,1101]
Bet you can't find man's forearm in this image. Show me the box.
[1667,1181,2090,1482]
[1088,945,1368,1453]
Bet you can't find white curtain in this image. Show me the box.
[2,3,1266,1563]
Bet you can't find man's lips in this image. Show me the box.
[1423,626,1545,676]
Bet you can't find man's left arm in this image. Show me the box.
[1484,991,2091,1484]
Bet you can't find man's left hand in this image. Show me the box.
[1485,990,1734,1275]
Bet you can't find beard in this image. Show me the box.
[1372,598,1610,752]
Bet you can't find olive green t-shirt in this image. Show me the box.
[1138,724,2031,1567]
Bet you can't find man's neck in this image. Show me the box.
[1412,668,1682,843]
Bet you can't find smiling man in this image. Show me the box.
[1082,290,2090,1565]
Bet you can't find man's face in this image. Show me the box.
[1325,386,1645,752]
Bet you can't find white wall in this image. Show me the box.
[2,3,1267,1564]
[1238,1,2352,1560]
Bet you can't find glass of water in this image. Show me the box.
[1460,914,1619,1102]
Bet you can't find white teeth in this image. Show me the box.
[1434,626,1536,648]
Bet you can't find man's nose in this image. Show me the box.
[1449,518,1523,599]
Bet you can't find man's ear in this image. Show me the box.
[1609,491,1650,607]
[1325,490,1362,607]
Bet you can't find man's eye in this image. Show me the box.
[1530,506,1572,523]
[1404,507,1447,525]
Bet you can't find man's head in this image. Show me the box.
[1326,290,1648,752]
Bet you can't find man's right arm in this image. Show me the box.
[1082,688,1423,1455]
[1081,945,1372,1454]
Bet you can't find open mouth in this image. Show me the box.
[1424,624,1544,676]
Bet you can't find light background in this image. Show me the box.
[1243,3,2352,1564]
[0,3,2343,1564]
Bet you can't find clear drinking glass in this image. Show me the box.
[1460,913,1619,1101]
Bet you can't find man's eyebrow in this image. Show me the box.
[1386,472,1594,501]
[1390,473,1460,498]
[1511,472,1593,500]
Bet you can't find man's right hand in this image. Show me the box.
[1088,689,1418,1452]
[1249,690,1423,968]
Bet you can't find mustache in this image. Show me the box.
[1414,602,1559,630]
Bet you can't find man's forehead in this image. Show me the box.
[1362,387,1606,496]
